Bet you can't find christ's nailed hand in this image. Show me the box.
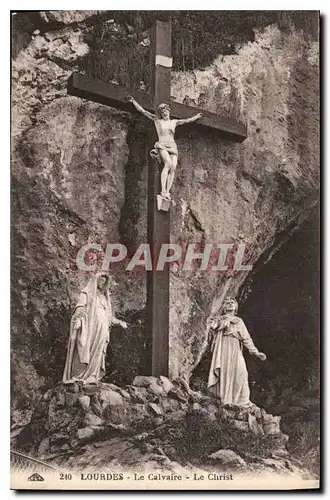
[257,352,267,361]
[126,95,134,103]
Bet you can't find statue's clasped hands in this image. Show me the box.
[206,317,217,330]
[73,318,82,329]
[72,310,85,330]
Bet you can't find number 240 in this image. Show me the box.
[60,473,72,480]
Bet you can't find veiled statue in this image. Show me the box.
[63,273,128,384]
[208,298,266,406]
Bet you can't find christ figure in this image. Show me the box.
[127,96,202,200]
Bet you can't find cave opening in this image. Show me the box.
[241,204,320,469]
[240,206,320,413]
[191,205,320,462]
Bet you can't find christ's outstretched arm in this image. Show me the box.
[127,96,156,120]
[176,112,203,126]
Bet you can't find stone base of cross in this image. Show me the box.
[67,20,247,377]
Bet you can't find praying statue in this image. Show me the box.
[207,297,266,407]
[63,273,128,384]
[127,96,202,201]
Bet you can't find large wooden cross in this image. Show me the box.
[67,20,247,377]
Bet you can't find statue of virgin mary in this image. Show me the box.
[63,273,127,384]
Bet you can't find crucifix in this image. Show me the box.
[67,20,247,377]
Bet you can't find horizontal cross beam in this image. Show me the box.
[68,73,247,142]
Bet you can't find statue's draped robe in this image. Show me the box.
[63,276,112,384]
[207,315,260,406]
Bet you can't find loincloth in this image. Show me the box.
[150,141,178,163]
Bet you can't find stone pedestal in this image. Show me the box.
[157,194,171,212]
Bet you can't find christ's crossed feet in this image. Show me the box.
[161,191,171,201]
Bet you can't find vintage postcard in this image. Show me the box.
[11,10,320,490]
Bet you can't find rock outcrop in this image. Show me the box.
[168,24,319,377]
[11,12,319,396]
[13,378,310,478]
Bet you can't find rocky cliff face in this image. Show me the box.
[11,12,319,402]
[168,24,319,378]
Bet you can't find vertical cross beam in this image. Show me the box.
[146,21,172,376]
